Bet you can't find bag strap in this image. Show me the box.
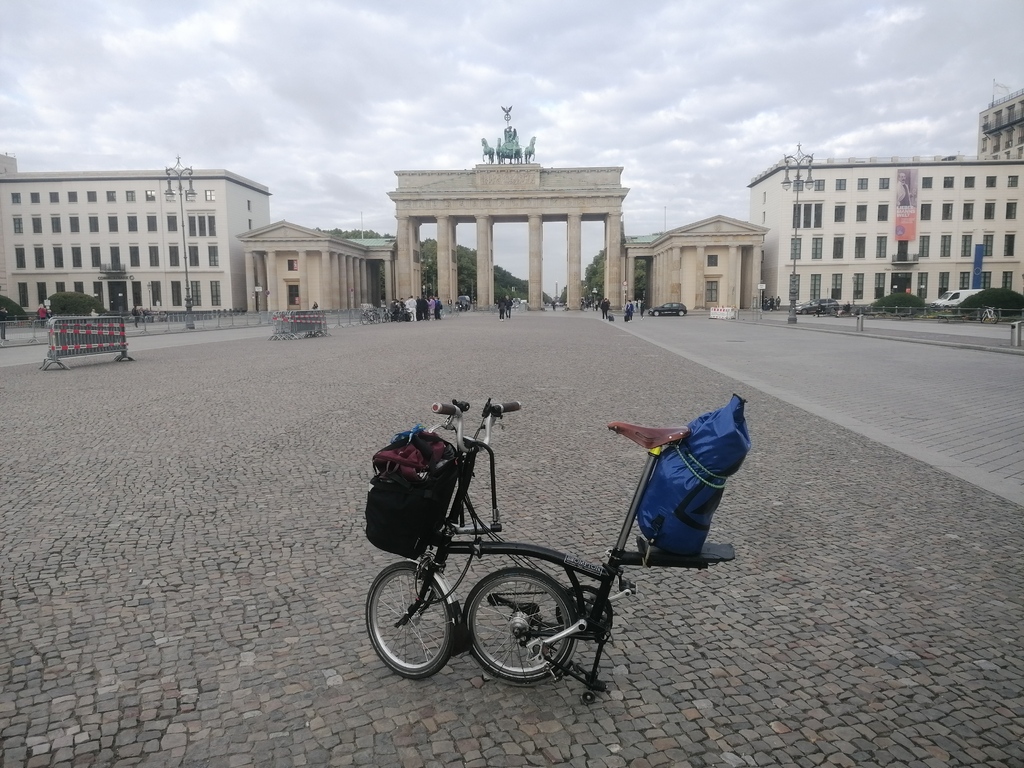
[672,444,728,490]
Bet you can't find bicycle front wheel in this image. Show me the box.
[366,561,455,679]
[464,567,577,684]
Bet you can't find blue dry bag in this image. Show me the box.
[635,395,750,555]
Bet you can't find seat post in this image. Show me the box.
[612,451,660,553]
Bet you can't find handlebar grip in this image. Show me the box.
[432,402,458,416]
[493,401,521,415]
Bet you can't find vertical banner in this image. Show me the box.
[894,168,918,241]
[972,244,985,289]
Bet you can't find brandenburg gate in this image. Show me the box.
[388,110,629,310]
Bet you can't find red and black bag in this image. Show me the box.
[365,429,459,558]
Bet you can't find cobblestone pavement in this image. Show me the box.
[1,313,1022,768]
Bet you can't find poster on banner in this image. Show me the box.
[894,168,918,241]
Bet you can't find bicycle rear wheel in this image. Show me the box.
[464,567,577,684]
[365,561,455,679]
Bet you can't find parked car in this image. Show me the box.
[794,298,840,315]
[930,289,983,308]
[647,302,688,316]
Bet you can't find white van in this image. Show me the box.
[932,288,983,308]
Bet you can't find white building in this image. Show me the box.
[749,155,1022,305]
[978,86,1024,160]
[0,154,271,312]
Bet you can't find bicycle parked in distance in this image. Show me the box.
[980,306,998,324]
[364,399,736,703]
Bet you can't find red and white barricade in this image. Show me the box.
[40,316,135,370]
[268,310,330,340]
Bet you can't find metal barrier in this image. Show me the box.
[268,310,330,340]
[709,307,738,320]
[1011,321,1022,348]
[0,319,49,347]
[40,316,134,370]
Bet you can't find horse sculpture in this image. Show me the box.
[481,139,495,164]
[523,137,536,163]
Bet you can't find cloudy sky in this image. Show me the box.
[1,0,1021,292]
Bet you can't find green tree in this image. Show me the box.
[871,293,926,309]
[494,265,528,300]
[958,287,1024,312]
[0,294,28,319]
[583,249,606,302]
[47,292,106,315]
[324,228,391,239]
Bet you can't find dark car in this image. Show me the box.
[795,298,840,315]
[647,302,688,317]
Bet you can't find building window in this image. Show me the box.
[49,192,59,203]
[835,179,846,191]
[962,203,973,220]
[1002,271,1013,289]
[106,191,116,202]
[30,192,40,204]
[71,247,82,268]
[707,253,718,267]
[68,191,78,203]
[12,216,22,234]
[208,216,216,237]
[810,274,821,299]
[55,282,65,293]
[35,247,45,268]
[813,179,825,192]
[188,245,200,267]
[1006,234,1016,257]
[147,215,157,232]
[208,245,219,267]
[18,283,29,307]
[811,237,823,259]
[149,246,160,267]
[986,176,997,188]
[129,245,140,268]
[919,235,930,258]
[961,235,972,258]
[73,281,84,293]
[169,245,179,267]
[189,281,201,306]
[53,246,64,268]
[210,281,222,307]
[127,215,138,232]
[920,203,931,221]
[151,282,162,307]
[940,235,952,258]
[247,199,252,211]
[790,238,802,260]
[110,246,121,268]
[1006,202,1017,220]
[11,192,21,204]
[874,273,885,299]
[793,203,823,228]
[875,236,887,259]
[167,215,177,232]
[980,271,991,289]
[921,177,933,189]
[964,176,975,188]
[15,247,26,269]
[983,234,994,258]
[938,272,949,294]
[146,190,156,202]
[171,281,182,307]
[857,178,868,190]
[287,259,299,271]
[917,272,928,300]
[854,236,866,259]
[91,247,101,268]
[126,190,136,202]
[832,237,844,259]
[941,203,953,220]
[32,216,42,234]
[834,205,845,223]
[93,282,104,304]
[89,215,99,232]
[856,204,867,222]
[877,204,888,222]
[879,178,890,190]
[959,271,970,289]
[69,216,79,233]
[37,282,48,304]
[108,215,118,232]
[87,191,97,203]
[288,284,300,306]
[982,202,995,220]
[830,273,842,299]
[1006,175,1017,187]
[943,177,954,188]
[205,190,216,202]
[705,280,718,304]
[853,273,864,300]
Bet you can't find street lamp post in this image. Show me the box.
[781,145,814,325]
[165,156,197,329]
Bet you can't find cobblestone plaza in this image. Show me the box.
[1,313,1021,767]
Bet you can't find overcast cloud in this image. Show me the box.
[1,0,1021,292]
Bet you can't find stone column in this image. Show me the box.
[691,245,705,308]
[475,214,491,308]
[671,245,683,303]
[396,215,412,299]
[348,255,357,308]
[625,253,636,303]
[728,244,741,308]
[528,213,543,310]
[317,250,329,308]
[436,215,451,303]
[267,249,279,311]
[298,249,309,309]
[567,212,582,310]
[245,250,256,312]
[603,212,622,309]
[383,256,394,303]
[329,251,339,309]
[360,258,369,306]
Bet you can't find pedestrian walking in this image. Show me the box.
[132,305,141,327]
[600,297,610,320]
[0,305,7,340]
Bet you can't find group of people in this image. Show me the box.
[392,296,444,322]
[497,296,517,321]
[761,296,784,311]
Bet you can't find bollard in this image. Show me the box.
[1011,321,1022,348]
[856,314,865,332]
